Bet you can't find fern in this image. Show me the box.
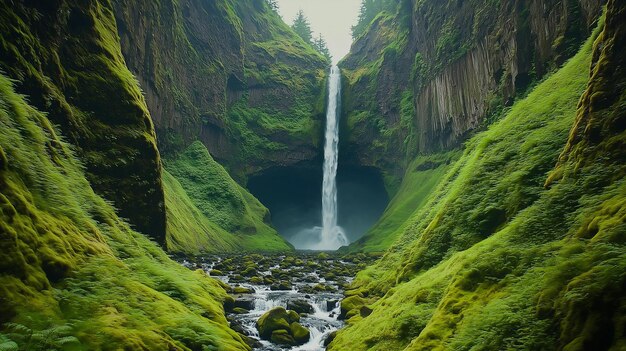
[0,334,18,351]
[2,323,80,351]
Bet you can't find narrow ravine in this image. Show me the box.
[180,253,376,351]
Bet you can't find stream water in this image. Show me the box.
[179,253,375,351]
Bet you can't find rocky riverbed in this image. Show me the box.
[178,253,377,350]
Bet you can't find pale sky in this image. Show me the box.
[275,0,362,63]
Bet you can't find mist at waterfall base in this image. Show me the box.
[247,66,389,250]
[287,167,389,249]
[247,166,388,246]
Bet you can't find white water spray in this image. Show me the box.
[290,66,349,250]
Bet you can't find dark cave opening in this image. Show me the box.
[247,165,389,244]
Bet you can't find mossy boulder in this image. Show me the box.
[339,295,367,320]
[256,307,310,346]
[290,322,311,344]
[233,286,255,294]
[270,329,295,345]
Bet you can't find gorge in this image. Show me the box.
[0,0,624,351]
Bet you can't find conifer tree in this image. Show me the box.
[266,0,279,12]
[291,10,313,44]
[351,0,395,39]
[313,34,332,63]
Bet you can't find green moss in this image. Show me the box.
[165,141,292,253]
[0,0,165,242]
[163,170,240,254]
[347,151,459,252]
[330,18,625,351]
[0,74,249,350]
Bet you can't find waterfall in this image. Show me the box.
[289,66,348,250]
[318,66,349,250]
[289,66,350,250]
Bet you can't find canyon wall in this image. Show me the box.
[113,0,329,179]
[340,0,604,184]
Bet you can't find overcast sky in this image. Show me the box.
[275,0,362,63]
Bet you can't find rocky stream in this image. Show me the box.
[179,253,377,350]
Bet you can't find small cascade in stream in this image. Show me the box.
[182,253,372,351]
[291,65,349,250]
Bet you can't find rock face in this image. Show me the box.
[339,0,604,181]
[549,0,626,182]
[0,0,165,242]
[256,307,310,346]
[113,0,329,179]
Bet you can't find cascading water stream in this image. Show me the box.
[290,66,349,250]
[319,65,349,250]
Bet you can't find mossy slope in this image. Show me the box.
[330,8,625,350]
[0,75,249,350]
[165,141,293,253]
[0,0,165,242]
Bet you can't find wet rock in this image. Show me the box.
[290,322,310,344]
[230,274,245,283]
[317,252,330,260]
[339,295,366,320]
[327,300,338,311]
[360,306,373,317]
[250,276,263,284]
[324,330,338,346]
[255,307,310,346]
[271,329,295,345]
[223,295,235,312]
[209,269,224,276]
[233,286,254,294]
[287,299,314,314]
[232,307,249,314]
[234,298,254,310]
[302,275,318,283]
[313,284,328,292]
[242,267,257,277]
[270,281,292,291]
[256,307,300,339]
[228,317,248,335]
[242,335,262,349]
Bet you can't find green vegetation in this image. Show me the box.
[163,170,240,254]
[0,75,248,350]
[290,10,332,62]
[117,0,329,178]
[291,10,314,45]
[347,151,459,252]
[165,141,292,253]
[0,0,165,241]
[330,18,625,351]
[352,0,399,39]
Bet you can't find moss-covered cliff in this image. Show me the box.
[0,74,249,350]
[165,141,292,253]
[113,0,329,179]
[330,1,625,349]
[0,0,165,243]
[339,0,604,184]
